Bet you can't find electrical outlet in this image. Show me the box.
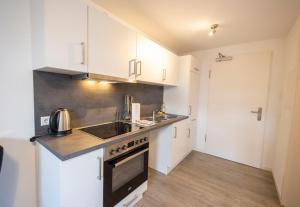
[40,116,50,126]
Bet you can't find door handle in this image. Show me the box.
[174,126,177,139]
[250,107,262,121]
[188,105,192,116]
[114,148,148,167]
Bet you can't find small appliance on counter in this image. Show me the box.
[48,108,72,136]
[131,103,141,123]
[123,95,133,120]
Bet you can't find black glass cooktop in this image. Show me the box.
[79,122,143,140]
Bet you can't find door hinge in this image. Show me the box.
[209,70,212,79]
[205,134,207,142]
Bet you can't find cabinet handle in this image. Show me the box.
[123,194,139,207]
[189,105,192,115]
[135,61,142,77]
[81,42,85,65]
[162,69,166,81]
[129,59,136,76]
[188,128,191,138]
[174,126,177,139]
[97,157,102,180]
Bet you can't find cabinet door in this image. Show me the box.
[170,124,182,169]
[186,120,197,154]
[88,6,137,79]
[32,0,88,72]
[60,149,103,207]
[136,35,164,84]
[162,49,179,86]
[170,120,188,169]
[188,70,200,120]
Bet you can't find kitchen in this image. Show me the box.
[1,0,300,207]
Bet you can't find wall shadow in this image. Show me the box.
[0,138,36,207]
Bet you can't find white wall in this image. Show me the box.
[273,16,300,201]
[190,38,285,170]
[0,0,37,207]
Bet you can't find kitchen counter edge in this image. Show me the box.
[36,115,189,161]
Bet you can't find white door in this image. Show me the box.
[88,6,137,79]
[206,51,271,168]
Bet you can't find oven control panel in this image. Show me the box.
[104,133,149,161]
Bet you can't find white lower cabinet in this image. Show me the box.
[149,119,191,175]
[38,144,104,207]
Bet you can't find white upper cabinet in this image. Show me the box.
[164,55,200,117]
[161,48,179,86]
[31,0,179,84]
[31,0,88,73]
[188,57,201,120]
[88,6,137,80]
[136,35,164,84]
[136,34,179,85]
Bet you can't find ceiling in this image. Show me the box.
[93,0,300,54]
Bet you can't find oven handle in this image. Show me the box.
[114,148,149,168]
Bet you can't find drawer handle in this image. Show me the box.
[123,194,139,207]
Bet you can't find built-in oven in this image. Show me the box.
[103,133,149,207]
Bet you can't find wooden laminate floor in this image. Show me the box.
[136,151,282,207]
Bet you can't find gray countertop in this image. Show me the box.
[37,115,188,161]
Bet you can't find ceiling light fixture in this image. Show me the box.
[209,24,219,37]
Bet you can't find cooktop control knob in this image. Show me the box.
[144,137,147,141]
[116,147,121,153]
[122,145,127,150]
[110,149,116,155]
[140,139,143,143]
[135,140,139,145]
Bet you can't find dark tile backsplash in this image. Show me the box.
[34,71,163,135]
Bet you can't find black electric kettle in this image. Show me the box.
[49,108,72,136]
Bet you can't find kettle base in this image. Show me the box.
[48,129,72,137]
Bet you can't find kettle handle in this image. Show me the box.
[49,109,60,133]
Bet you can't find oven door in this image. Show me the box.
[104,143,149,207]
